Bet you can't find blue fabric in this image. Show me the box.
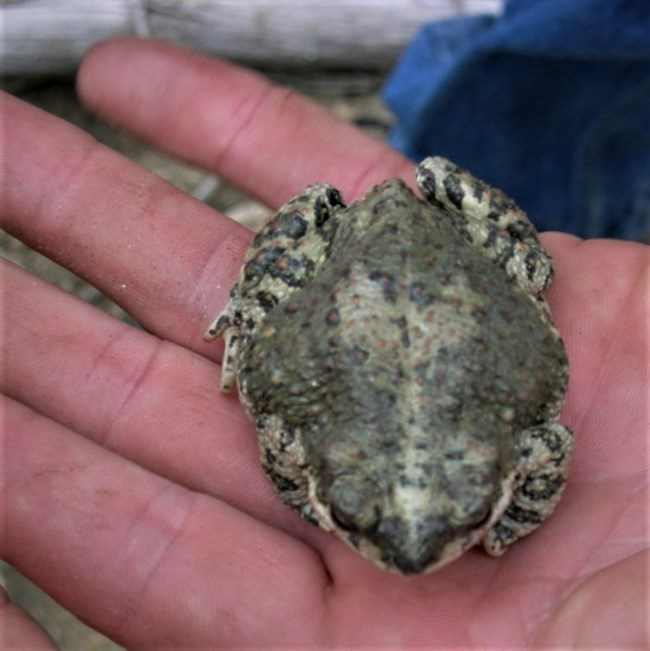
[383,0,650,240]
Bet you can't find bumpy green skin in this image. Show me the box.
[206,157,573,575]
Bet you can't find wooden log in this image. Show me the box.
[1,0,502,76]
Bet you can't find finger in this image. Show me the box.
[77,38,414,206]
[1,396,328,647]
[1,259,303,532]
[0,590,56,650]
[0,91,250,353]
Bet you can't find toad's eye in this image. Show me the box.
[330,503,354,531]
[328,475,381,534]
[470,504,492,530]
[331,501,380,535]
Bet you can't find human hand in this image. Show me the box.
[2,38,647,649]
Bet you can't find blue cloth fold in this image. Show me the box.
[383,0,650,240]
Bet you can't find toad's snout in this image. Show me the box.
[373,515,469,575]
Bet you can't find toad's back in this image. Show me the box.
[239,180,565,440]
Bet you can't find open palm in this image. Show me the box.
[2,39,647,649]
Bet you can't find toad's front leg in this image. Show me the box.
[204,183,345,392]
[482,422,574,555]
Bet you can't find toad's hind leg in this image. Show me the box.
[483,423,574,555]
[204,184,344,392]
[416,157,554,296]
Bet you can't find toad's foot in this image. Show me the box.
[416,157,554,296]
[204,184,344,392]
[483,422,573,555]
